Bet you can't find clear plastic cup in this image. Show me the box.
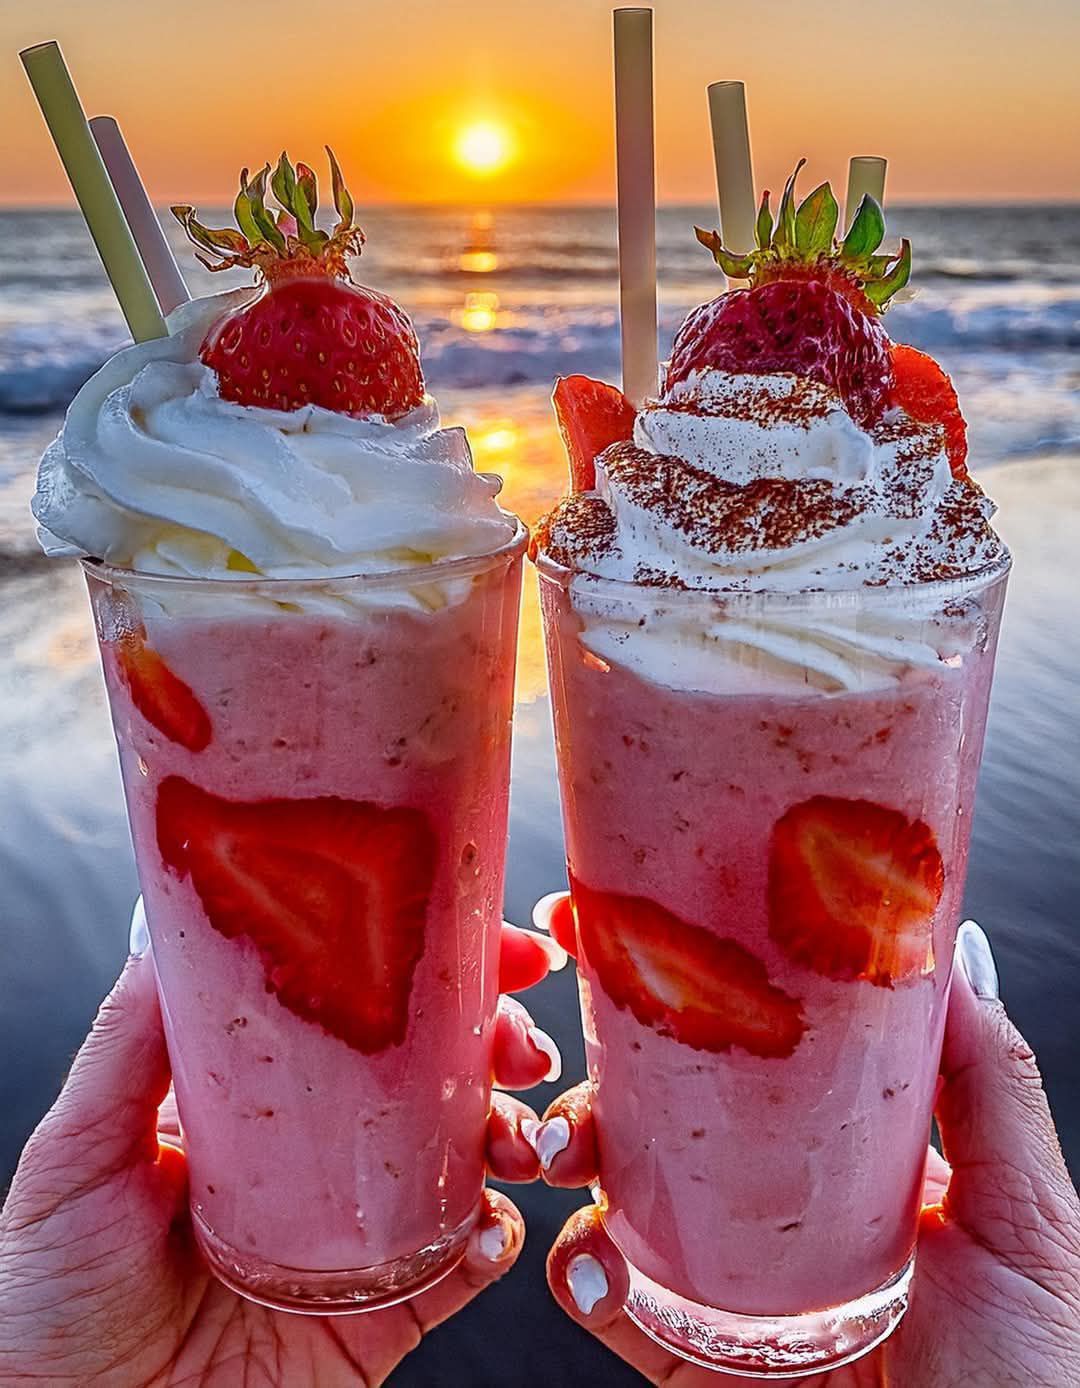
[537,551,1009,1375]
[85,521,526,1314]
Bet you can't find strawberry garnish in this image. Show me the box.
[552,375,637,491]
[173,151,424,420]
[666,162,912,426]
[768,796,944,989]
[890,344,968,477]
[570,875,805,1059]
[156,777,435,1053]
[114,629,211,752]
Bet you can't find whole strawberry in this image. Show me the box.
[173,151,424,419]
[665,162,912,427]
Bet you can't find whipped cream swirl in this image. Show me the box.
[537,370,1006,692]
[34,290,516,587]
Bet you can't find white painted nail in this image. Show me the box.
[527,1026,563,1083]
[520,1117,540,1149]
[129,897,150,958]
[957,920,999,1002]
[531,892,568,934]
[567,1253,608,1315]
[536,933,570,972]
[534,1116,571,1170]
[478,1218,510,1262]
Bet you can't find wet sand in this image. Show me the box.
[1,450,1076,1386]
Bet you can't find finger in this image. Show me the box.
[522,1082,598,1188]
[486,1093,541,1183]
[937,922,1080,1285]
[548,1204,699,1384]
[6,936,177,1215]
[499,921,568,994]
[532,891,577,958]
[922,1145,951,1206]
[157,1085,182,1144]
[341,1189,526,1384]
[493,996,562,1090]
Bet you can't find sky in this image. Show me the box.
[4,0,1080,207]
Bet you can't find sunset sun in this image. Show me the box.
[454,121,514,176]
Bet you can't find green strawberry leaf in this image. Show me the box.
[841,195,886,261]
[271,152,297,218]
[246,165,287,252]
[794,182,839,257]
[296,163,318,219]
[755,190,774,251]
[774,159,806,256]
[234,170,263,246]
[695,227,754,278]
[864,238,912,307]
[326,146,354,235]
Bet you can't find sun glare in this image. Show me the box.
[455,122,513,176]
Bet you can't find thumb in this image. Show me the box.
[936,921,1080,1282]
[10,904,173,1209]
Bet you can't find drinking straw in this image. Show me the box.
[90,116,190,315]
[707,81,756,255]
[845,156,888,228]
[20,42,167,342]
[613,7,658,405]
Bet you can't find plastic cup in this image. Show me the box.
[537,551,1009,1375]
[85,521,526,1314]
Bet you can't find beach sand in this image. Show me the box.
[1,440,1076,1385]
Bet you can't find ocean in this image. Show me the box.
[1,204,1078,1385]
[2,204,1080,556]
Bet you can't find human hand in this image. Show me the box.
[532,904,1080,1387]
[0,908,565,1387]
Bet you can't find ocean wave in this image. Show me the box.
[2,293,1077,414]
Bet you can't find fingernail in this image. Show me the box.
[534,1116,571,1170]
[478,1216,511,1262]
[567,1253,608,1315]
[527,1026,563,1083]
[536,934,569,972]
[531,892,567,934]
[129,897,150,958]
[957,920,999,1002]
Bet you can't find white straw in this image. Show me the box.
[613,7,658,406]
[90,116,189,315]
[707,81,756,254]
[845,156,887,228]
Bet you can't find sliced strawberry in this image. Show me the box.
[156,777,436,1053]
[569,875,804,1059]
[768,796,944,988]
[889,344,968,478]
[552,375,637,491]
[115,630,212,752]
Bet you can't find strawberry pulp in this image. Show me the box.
[539,573,1003,1320]
[87,556,522,1292]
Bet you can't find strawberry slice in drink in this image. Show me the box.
[114,629,212,753]
[768,796,945,988]
[552,375,637,491]
[156,777,436,1053]
[889,343,969,478]
[569,875,805,1059]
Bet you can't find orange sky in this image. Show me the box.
[4,0,1079,206]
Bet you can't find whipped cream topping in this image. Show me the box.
[536,369,1007,693]
[34,290,516,584]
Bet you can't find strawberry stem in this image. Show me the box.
[171,148,365,282]
[696,161,911,312]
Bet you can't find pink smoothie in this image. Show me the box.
[87,554,521,1296]
[540,575,1003,1318]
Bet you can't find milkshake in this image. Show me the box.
[34,153,525,1312]
[534,170,1008,1373]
